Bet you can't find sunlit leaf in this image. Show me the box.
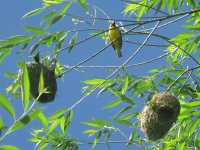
[68,32,77,53]
[0,93,15,118]
[92,131,101,149]
[45,15,64,29]
[103,99,122,109]
[83,118,112,128]
[112,118,132,126]
[59,2,72,15]
[40,11,57,25]
[23,26,46,35]
[23,8,44,18]
[0,145,20,150]
[37,111,48,128]
[10,109,40,132]
[48,108,67,121]
[18,62,30,111]
[83,129,98,135]
[78,0,88,12]
[0,49,11,63]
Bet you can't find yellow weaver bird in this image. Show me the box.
[109,21,122,57]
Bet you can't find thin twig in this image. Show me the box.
[68,21,160,110]
[165,65,200,92]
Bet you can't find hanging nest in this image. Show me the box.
[140,93,180,141]
[22,62,57,103]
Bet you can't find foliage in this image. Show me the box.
[0,0,200,149]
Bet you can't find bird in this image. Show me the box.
[109,21,122,58]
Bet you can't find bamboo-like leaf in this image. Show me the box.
[59,2,72,15]
[103,99,122,109]
[122,75,129,94]
[68,33,77,53]
[83,118,112,128]
[45,15,64,29]
[38,70,44,95]
[78,0,88,12]
[0,49,11,63]
[0,145,20,150]
[37,111,48,128]
[92,131,101,149]
[112,118,133,126]
[40,11,57,25]
[108,88,135,105]
[83,129,98,135]
[119,112,138,120]
[0,93,15,118]
[64,110,73,132]
[10,109,40,132]
[23,7,44,18]
[48,108,67,121]
[18,62,30,111]
[23,26,46,35]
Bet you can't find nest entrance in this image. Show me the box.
[140,93,180,141]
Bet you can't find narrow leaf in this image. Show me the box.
[10,109,40,132]
[18,62,30,111]
[40,10,57,25]
[38,70,44,94]
[83,129,98,134]
[103,99,122,109]
[23,26,45,35]
[45,15,63,29]
[0,145,20,150]
[23,8,44,18]
[0,93,15,118]
[68,32,77,53]
[78,0,88,11]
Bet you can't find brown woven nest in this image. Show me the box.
[140,93,180,141]
[23,62,57,103]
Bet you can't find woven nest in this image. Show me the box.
[22,62,57,103]
[140,93,180,141]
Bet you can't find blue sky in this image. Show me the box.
[0,0,189,150]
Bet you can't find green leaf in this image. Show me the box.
[83,118,112,128]
[0,145,20,150]
[122,75,129,94]
[45,15,64,29]
[68,32,77,53]
[83,129,98,135]
[103,99,122,109]
[38,70,44,95]
[0,49,11,63]
[59,2,72,15]
[43,0,64,6]
[37,111,48,128]
[183,24,200,30]
[10,109,40,132]
[0,94,15,119]
[112,118,133,126]
[23,7,44,18]
[40,11,57,25]
[108,88,135,105]
[18,62,30,111]
[48,108,67,121]
[119,112,138,120]
[64,110,73,132]
[92,131,101,149]
[115,106,133,117]
[48,118,61,134]
[78,0,88,12]
[23,26,45,35]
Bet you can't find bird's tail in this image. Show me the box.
[117,50,122,58]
